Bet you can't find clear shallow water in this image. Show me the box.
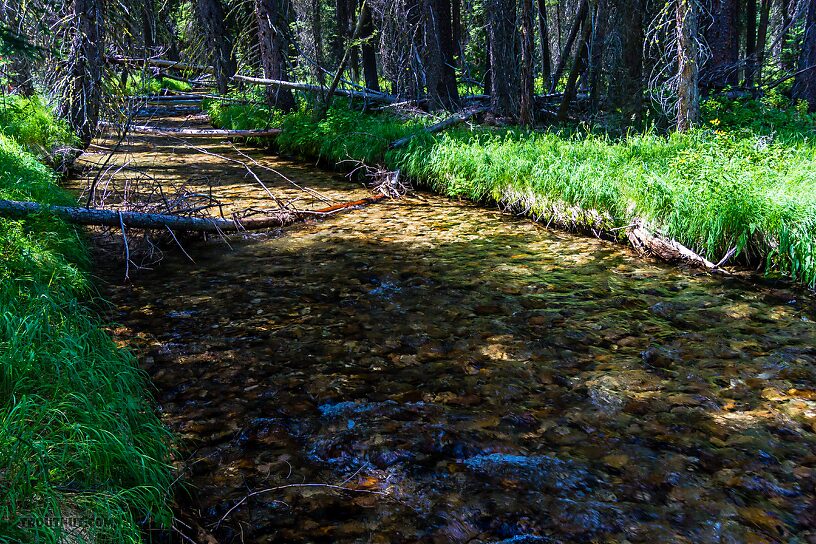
[86,124,816,543]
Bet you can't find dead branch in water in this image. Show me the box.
[0,195,386,233]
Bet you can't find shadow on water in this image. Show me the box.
[95,197,816,544]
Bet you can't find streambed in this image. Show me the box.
[81,116,816,543]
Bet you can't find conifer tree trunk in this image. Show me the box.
[792,0,816,111]
[487,0,519,118]
[537,0,552,90]
[676,0,700,131]
[746,0,757,85]
[61,0,105,146]
[429,0,459,109]
[196,0,236,93]
[520,0,535,125]
[754,0,771,83]
[702,0,738,89]
[360,3,380,91]
[255,0,296,111]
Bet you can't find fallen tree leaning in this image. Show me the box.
[390,106,490,149]
[0,195,386,233]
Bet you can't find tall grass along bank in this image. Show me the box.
[0,97,173,542]
[208,95,816,288]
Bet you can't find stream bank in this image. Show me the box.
[77,113,816,543]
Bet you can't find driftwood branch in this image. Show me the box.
[99,121,281,139]
[390,106,489,149]
[0,196,385,233]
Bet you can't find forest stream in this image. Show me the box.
[74,114,816,543]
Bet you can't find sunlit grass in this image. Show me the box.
[0,101,173,542]
[209,96,816,288]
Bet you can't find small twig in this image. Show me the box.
[118,211,130,281]
[165,226,196,263]
[214,483,386,530]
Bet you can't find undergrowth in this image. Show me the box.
[0,100,173,542]
[207,96,816,288]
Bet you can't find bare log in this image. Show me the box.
[627,219,724,272]
[232,74,398,104]
[106,56,215,74]
[0,195,386,233]
[390,106,489,149]
[98,122,281,138]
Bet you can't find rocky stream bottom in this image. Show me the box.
[82,123,816,543]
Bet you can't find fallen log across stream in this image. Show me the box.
[98,121,282,139]
[0,195,386,233]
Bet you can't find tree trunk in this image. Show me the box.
[430,0,460,109]
[557,11,591,121]
[60,0,105,146]
[520,0,535,125]
[792,0,816,111]
[676,0,700,131]
[776,0,794,71]
[255,0,297,111]
[608,0,643,123]
[702,0,739,90]
[746,0,757,85]
[487,0,519,118]
[143,0,157,50]
[549,0,589,92]
[754,0,771,83]
[537,0,552,90]
[196,0,236,94]
[452,0,463,65]
[587,0,608,113]
[360,3,380,92]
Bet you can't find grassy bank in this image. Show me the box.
[0,97,173,542]
[207,94,816,288]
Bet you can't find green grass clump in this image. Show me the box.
[207,99,816,288]
[0,95,79,155]
[0,103,173,541]
[122,73,192,95]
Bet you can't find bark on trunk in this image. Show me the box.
[754,0,771,83]
[608,0,643,122]
[549,0,589,93]
[792,0,816,111]
[557,12,591,121]
[676,0,700,131]
[430,0,460,109]
[587,0,609,113]
[360,3,381,92]
[702,0,739,90]
[519,0,535,125]
[60,0,105,147]
[487,0,520,118]
[196,0,236,94]
[746,0,757,86]
[537,0,552,90]
[255,0,297,111]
